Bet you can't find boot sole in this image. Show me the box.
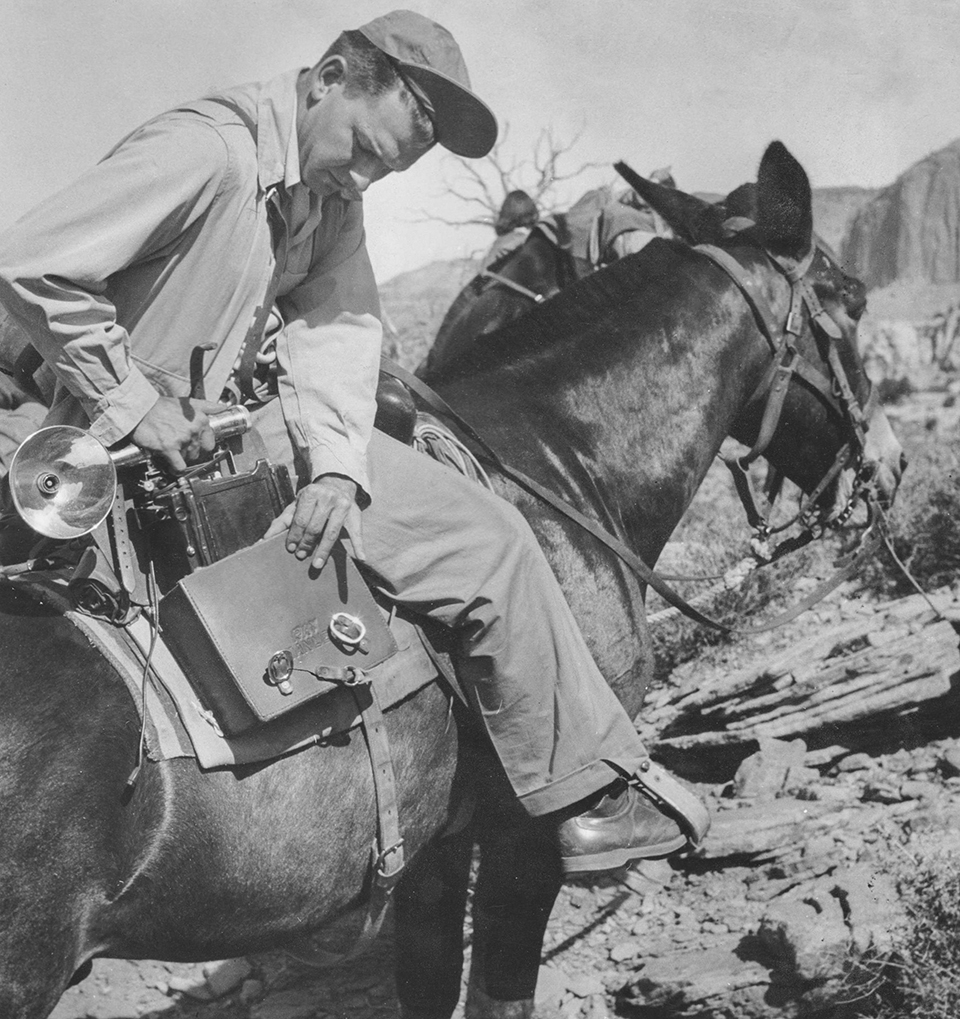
[561,834,688,874]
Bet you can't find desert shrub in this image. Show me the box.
[875,375,915,404]
[869,839,960,1019]
[858,429,960,597]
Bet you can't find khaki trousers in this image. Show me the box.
[252,398,649,817]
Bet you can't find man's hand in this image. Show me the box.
[263,474,365,570]
[130,396,226,472]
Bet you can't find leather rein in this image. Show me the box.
[477,268,545,304]
[384,238,880,635]
[476,220,576,306]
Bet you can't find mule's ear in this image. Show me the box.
[720,182,757,221]
[614,161,726,244]
[755,141,813,260]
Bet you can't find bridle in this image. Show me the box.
[477,266,546,305]
[694,229,880,560]
[382,226,886,635]
[476,218,581,307]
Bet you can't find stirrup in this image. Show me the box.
[630,759,711,849]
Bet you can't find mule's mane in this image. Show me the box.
[429,237,688,386]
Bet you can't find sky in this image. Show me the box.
[1,0,958,282]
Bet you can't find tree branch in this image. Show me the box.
[417,119,606,230]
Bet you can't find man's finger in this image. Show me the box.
[290,496,329,558]
[263,502,295,540]
[343,506,366,562]
[310,502,350,570]
[310,524,341,571]
[197,399,228,415]
[162,449,188,473]
[198,425,216,454]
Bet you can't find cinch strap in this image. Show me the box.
[286,675,405,968]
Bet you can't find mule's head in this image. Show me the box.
[621,142,904,521]
[748,142,904,518]
[420,226,575,380]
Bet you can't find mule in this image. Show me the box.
[0,141,903,1019]
[416,215,589,380]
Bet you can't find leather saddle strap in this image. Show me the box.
[381,358,880,635]
[286,677,405,969]
[235,190,288,404]
[695,244,847,426]
[693,244,783,355]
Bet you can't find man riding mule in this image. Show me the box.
[0,6,696,892]
[0,127,905,1016]
[417,166,680,379]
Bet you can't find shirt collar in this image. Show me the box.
[253,68,327,245]
[209,68,342,244]
[253,67,305,193]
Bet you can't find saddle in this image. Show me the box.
[1,380,444,744]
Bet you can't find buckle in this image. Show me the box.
[785,307,803,336]
[329,611,370,653]
[312,664,370,687]
[374,839,405,886]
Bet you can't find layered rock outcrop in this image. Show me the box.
[843,139,960,289]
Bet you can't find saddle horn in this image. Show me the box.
[9,406,251,539]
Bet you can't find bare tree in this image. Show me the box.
[415,122,605,230]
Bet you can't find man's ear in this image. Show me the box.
[310,55,347,100]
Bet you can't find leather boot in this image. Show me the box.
[557,780,687,874]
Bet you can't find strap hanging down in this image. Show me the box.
[286,674,405,968]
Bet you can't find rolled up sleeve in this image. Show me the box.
[0,117,229,445]
[276,201,382,502]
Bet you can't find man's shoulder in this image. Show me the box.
[112,99,261,183]
[153,99,256,147]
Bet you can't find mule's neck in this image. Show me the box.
[439,242,781,567]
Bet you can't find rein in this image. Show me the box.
[383,357,878,637]
[477,268,545,304]
[381,213,879,635]
[476,220,578,306]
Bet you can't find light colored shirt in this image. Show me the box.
[0,374,45,474]
[0,69,382,497]
[481,227,531,269]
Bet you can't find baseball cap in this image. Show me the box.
[358,9,498,158]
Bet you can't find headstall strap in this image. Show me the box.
[698,237,874,542]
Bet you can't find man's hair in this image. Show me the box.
[495,190,538,235]
[320,30,434,147]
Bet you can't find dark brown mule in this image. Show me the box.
[415,215,589,380]
[0,142,903,1019]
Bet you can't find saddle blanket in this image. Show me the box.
[14,574,443,770]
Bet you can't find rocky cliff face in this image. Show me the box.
[843,139,960,289]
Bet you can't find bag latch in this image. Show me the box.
[329,611,369,653]
[265,649,295,695]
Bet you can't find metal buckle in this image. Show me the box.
[312,664,370,687]
[329,611,369,652]
[266,649,294,695]
[374,839,405,885]
[339,667,369,688]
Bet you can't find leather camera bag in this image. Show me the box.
[159,535,398,736]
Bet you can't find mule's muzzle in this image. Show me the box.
[854,455,902,513]
[872,459,903,511]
